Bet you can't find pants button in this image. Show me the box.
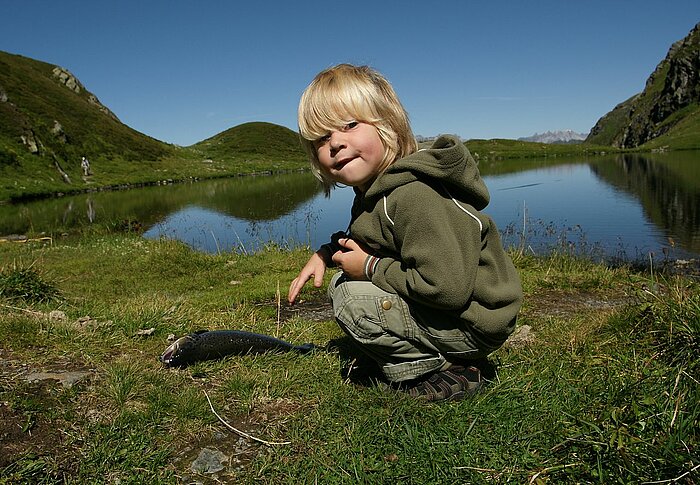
[381,300,392,310]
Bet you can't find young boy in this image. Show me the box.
[288,64,522,402]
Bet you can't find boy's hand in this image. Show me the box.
[332,238,371,281]
[288,251,327,304]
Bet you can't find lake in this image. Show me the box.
[1,151,699,262]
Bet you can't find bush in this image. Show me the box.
[0,148,20,166]
[0,264,60,303]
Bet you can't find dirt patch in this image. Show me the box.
[0,348,90,476]
[281,290,631,324]
[0,378,80,481]
[522,289,631,319]
[279,296,333,323]
[0,395,67,469]
[170,397,306,483]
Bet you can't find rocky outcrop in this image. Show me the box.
[52,66,83,94]
[21,130,42,154]
[51,66,119,121]
[650,33,700,119]
[587,22,700,148]
[87,93,119,121]
[51,120,67,143]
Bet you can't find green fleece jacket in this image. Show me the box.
[346,135,523,343]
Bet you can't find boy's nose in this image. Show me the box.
[329,131,342,145]
[329,131,346,154]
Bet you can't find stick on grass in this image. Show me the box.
[204,390,291,447]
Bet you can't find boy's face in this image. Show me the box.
[314,121,385,191]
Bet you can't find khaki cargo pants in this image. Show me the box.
[328,272,493,382]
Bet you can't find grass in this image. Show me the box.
[464,138,613,162]
[0,145,310,204]
[0,261,59,303]
[642,104,700,151]
[0,231,697,483]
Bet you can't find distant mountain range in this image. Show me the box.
[518,130,588,144]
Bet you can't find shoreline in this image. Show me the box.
[0,167,310,205]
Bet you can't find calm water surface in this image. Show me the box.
[1,152,698,262]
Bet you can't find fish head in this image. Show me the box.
[160,334,197,367]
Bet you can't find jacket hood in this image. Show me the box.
[364,135,489,209]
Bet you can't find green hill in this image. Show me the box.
[0,51,310,202]
[190,121,306,163]
[587,22,700,150]
[0,52,173,168]
[0,50,178,200]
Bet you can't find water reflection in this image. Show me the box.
[0,172,321,235]
[589,153,700,253]
[0,151,698,260]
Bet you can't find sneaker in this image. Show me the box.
[402,365,484,402]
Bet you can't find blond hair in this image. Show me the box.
[298,64,417,194]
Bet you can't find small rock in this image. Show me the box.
[504,324,535,349]
[48,310,66,322]
[191,447,228,474]
[232,436,250,454]
[134,327,156,337]
[73,316,100,330]
[23,370,91,388]
[86,409,103,423]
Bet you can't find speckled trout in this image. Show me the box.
[160,330,315,368]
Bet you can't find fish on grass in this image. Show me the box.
[160,329,315,368]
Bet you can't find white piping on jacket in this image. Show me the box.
[442,185,483,232]
[383,196,395,226]
[382,186,483,232]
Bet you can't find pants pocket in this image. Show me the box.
[413,310,495,358]
[333,292,414,341]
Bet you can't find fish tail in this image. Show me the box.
[296,343,315,353]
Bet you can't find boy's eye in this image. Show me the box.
[316,134,330,144]
[343,121,358,130]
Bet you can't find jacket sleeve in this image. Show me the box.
[370,183,485,310]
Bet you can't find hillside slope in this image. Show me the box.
[0,51,172,168]
[0,51,311,202]
[191,121,306,163]
[587,22,700,149]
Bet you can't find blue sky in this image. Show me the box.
[2,1,699,146]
